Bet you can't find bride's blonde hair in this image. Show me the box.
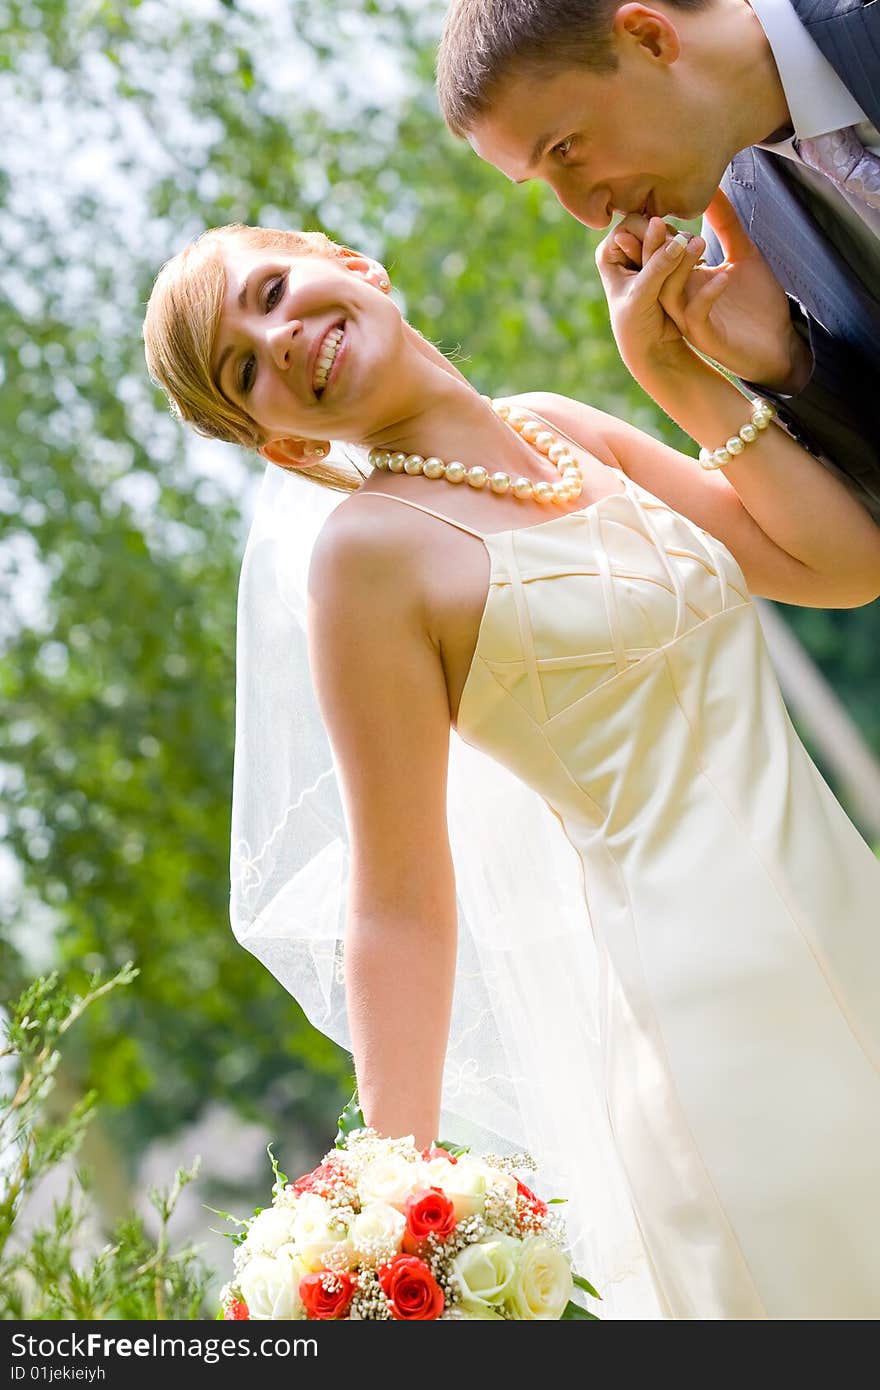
[143,224,363,493]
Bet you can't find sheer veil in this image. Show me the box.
[230,456,663,1318]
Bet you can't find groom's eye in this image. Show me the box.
[552,137,575,162]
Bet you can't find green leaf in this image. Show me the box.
[203,1204,250,1244]
[561,1298,600,1320]
[434,1138,470,1157]
[572,1272,602,1300]
[266,1143,288,1191]
[335,1093,366,1148]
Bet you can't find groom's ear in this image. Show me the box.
[259,436,331,470]
[613,4,681,64]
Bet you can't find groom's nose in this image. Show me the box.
[551,180,613,230]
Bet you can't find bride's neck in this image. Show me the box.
[357,323,529,468]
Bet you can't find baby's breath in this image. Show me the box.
[482,1151,538,1175]
[349,1270,392,1320]
[273,1187,299,1211]
[333,1128,421,1184]
[541,1210,568,1246]
[484,1188,520,1237]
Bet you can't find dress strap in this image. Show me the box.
[357,490,487,540]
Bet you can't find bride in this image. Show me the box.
[143,219,880,1320]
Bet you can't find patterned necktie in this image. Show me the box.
[794,125,880,210]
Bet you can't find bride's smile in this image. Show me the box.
[312,322,346,398]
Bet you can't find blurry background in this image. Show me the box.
[1,0,878,1306]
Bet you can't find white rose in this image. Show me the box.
[450,1235,520,1307]
[424,1155,486,1219]
[349,1202,406,1267]
[292,1192,354,1271]
[442,1303,504,1319]
[241,1204,298,1257]
[357,1154,427,1210]
[238,1250,306,1320]
[506,1235,573,1320]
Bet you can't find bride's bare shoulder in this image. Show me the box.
[306,492,449,736]
[307,487,422,620]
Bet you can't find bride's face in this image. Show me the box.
[211,240,404,448]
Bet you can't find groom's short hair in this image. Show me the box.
[437,0,710,137]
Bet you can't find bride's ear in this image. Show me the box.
[338,249,391,293]
[259,436,331,470]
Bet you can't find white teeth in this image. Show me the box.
[313,326,344,392]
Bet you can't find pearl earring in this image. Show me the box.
[307,444,328,460]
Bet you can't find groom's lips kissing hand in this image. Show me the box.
[611,190,656,222]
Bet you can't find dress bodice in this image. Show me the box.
[452,474,752,824]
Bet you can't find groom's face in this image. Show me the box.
[468,61,729,228]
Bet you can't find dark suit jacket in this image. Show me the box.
[703,0,880,516]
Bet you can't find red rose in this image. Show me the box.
[421,1145,457,1164]
[223,1296,249,1320]
[299,1271,355,1320]
[403,1187,457,1252]
[378,1255,445,1320]
[288,1157,346,1200]
[516,1178,549,1228]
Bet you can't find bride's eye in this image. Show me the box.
[239,354,256,395]
[264,276,285,311]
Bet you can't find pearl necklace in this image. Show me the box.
[367,397,584,507]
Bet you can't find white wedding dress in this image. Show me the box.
[356,470,880,1320]
[231,454,880,1321]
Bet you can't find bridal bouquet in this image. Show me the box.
[218,1104,598,1321]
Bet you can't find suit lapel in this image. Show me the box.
[789,0,880,128]
[723,147,880,360]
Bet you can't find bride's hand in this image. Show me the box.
[611,195,812,393]
[595,214,704,382]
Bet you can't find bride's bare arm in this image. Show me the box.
[515,389,880,610]
[306,508,456,1150]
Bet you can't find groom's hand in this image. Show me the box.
[612,192,812,394]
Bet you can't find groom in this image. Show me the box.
[437,0,880,520]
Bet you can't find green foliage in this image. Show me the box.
[433,1139,471,1157]
[562,1299,600,1320]
[1,968,209,1319]
[335,1094,367,1148]
[573,1271,601,1300]
[266,1143,288,1196]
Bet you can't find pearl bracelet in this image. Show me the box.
[698,398,778,470]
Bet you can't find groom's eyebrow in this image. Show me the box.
[503,132,553,184]
[529,129,559,167]
[507,131,557,185]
